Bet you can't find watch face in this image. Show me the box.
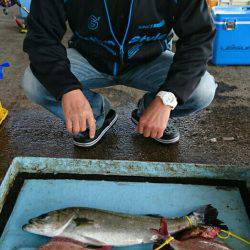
[157,92,177,108]
[163,94,175,105]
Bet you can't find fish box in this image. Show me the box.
[211,6,250,65]
[0,157,249,250]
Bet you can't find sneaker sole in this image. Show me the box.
[131,116,180,144]
[74,114,118,148]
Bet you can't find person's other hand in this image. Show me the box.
[0,0,16,7]
[62,89,96,138]
[137,96,171,139]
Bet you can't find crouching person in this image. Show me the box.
[21,0,217,147]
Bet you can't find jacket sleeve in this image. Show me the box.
[23,0,82,100]
[159,0,215,104]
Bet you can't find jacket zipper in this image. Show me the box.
[103,0,135,79]
[113,62,118,79]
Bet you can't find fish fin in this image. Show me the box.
[151,217,171,242]
[189,205,228,230]
[51,237,87,246]
[73,217,95,226]
[50,237,112,249]
[83,236,106,246]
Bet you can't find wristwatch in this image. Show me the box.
[156,91,178,110]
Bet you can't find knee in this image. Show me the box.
[21,67,46,104]
[190,72,217,111]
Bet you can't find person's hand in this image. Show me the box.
[0,0,15,8]
[62,89,96,138]
[137,96,171,139]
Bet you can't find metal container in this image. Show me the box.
[0,157,249,250]
[212,5,250,65]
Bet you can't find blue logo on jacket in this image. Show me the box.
[139,20,166,30]
[88,15,101,30]
[128,33,167,44]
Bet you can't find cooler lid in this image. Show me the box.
[212,6,250,23]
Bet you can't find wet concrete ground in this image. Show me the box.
[0,9,249,181]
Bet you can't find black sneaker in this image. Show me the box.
[131,109,180,144]
[73,109,118,148]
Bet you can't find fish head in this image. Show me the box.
[23,209,75,237]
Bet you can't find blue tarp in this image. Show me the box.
[0,179,249,250]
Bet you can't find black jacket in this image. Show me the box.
[23,0,215,104]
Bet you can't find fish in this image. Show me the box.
[178,225,221,240]
[39,237,112,250]
[153,226,233,250]
[23,205,226,247]
[163,237,234,250]
[153,222,233,250]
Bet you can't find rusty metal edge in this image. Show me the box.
[0,158,20,215]
[16,156,250,179]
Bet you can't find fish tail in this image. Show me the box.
[189,205,228,230]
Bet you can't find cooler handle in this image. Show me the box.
[225,19,236,30]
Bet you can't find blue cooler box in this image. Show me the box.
[212,6,250,65]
